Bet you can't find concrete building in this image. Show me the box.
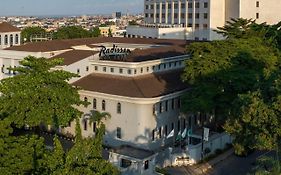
[0,22,21,49]
[127,0,281,40]
[0,37,231,174]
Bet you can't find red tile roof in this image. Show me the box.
[50,50,98,65]
[0,22,21,33]
[72,69,189,98]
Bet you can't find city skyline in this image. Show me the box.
[0,0,143,16]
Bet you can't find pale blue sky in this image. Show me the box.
[0,0,143,16]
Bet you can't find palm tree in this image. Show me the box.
[88,110,111,127]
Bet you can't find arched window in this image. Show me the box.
[83,119,87,131]
[117,102,121,114]
[10,34,13,46]
[4,35,8,45]
[84,97,88,107]
[102,100,106,111]
[84,97,88,102]
[15,34,19,44]
[93,99,97,109]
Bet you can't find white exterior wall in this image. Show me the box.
[0,31,21,49]
[239,0,281,24]
[63,90,186,151]
[141,0,281,41]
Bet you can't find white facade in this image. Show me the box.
[127,0,281,40]
[0,31,21,49]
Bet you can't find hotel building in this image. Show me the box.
[127,0,281,40]
[0,37,231,174]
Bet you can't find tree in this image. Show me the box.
[182,29,281,154]
[0,56,86,129]
[21,26,46,43]
[90,27,101,37]
[88,110,111,126]
[54,26,91,39]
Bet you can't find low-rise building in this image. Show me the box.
[0,22,21,49]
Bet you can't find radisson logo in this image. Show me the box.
[99,44,131,61]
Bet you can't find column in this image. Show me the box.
[192,0,196,32]
[153,1,157,23]
[178,0,181,25]
[171,0,175,24]
[185,0,188,27]
[159,2,163,23]
[165,1,168,24]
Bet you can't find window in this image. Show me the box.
[188,2,192,8]
[171,99,175,110]
[127,69,132,74]
[4,35,8,45]
[256,1,259,7]
[159,102,163,113]
[204,13,208,19]
[103,67,106,72]
[147,67,149,72]
[203,24,208,29]
[0,35,1,45]
[188,13,192,19]
[144,160,149,170]
[178,98,181,108]
[165,125,168,136]
[195,2,200,8]
[119,68,123,74]
[256,13,259,19]
[93,99,97,109]
[159,127,162,138]
[134,69,137,74]
[13,66,16,75]
[121,159,132,168]
[95,66,98,71]
[10,34,13,45]
[77,69,80,74]
[204,2,208,8]
[15,34,19,44]
[158,64,161,70]
[195,13,200,19]
[195,24,200,29]
[84,120,87,131]
[117,102,121,114]
[86,66,89,71]
[117,127,121,139]
[171,123,174,131]
[93,122,97,132]
[152,129,155,141]
[102,100,106,111]
[178,120,181,131]
[110,67,114,73]
[141,68,143,73]
[165,101,168,112]
[84,97,88,102]
[1,65,4,73]
[8,66,11,74]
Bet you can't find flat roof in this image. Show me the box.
[111,145,155,160]
[72,69,189,98]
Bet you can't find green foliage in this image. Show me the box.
[21,26,46,43]
[0,135,46,175]
[182,19,281,155]
[88,110,111,126]
[250,156,281,175]
[54,26,91,39]
[0,56,118,174]
[90,27,101,37]
[129,20,138,26]
[0,56,86,129]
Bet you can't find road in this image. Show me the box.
[167,151,275,175]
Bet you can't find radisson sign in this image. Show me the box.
[99,44,131,61]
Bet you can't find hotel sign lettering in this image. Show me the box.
[99,44,131,61]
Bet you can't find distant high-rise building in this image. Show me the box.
[112,12,122,19]
[127,0,281,40]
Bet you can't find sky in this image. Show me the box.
[0,0,143,16]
